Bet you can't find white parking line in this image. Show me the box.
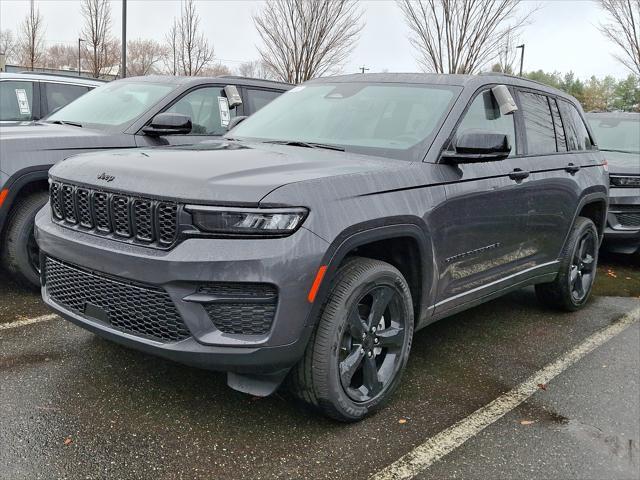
[0,313,59,331]
[372,308,640,480]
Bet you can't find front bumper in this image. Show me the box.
[35,208,328,374]
[603,186,640,254]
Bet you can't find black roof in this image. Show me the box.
[308,72,578,103]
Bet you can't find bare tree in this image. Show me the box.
[237,59,276,80]
[44,44,78,70]
[127,39,165,76]
[598,0,640,77]
[397,0,535,74]
[163,19,179,75]
[81,0,116,77]
[0,29,18,64]
[254,0,363,84]
[175,0,214,76]
[17,0,45,70]
[492,32,519,74]
[200,62,233,77]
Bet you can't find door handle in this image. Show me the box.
[565,163,581,174]
[509,168,530,181]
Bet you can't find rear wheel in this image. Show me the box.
[535,217,599,311]
[1,191,48,289]
[290,257,414,422]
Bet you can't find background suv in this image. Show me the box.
[586,112,640,256]
[0,72,103,124]
[36,73,608,421]
[0,75,291,287]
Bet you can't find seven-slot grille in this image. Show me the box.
[50,181,179,247]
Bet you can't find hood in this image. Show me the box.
[0,122,127,154]
[603,150,640,175]
[0,122,134,173]
[49,141,405,205]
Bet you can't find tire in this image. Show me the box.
[290,257,414,422]
[535,217,599,311]
[1,190,48,289]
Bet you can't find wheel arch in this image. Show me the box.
[305,217,436,331]
[563,192,608,252]
[0,166,50,238]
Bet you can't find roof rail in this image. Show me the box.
[16,71,108,81]
[219,75,292,86]
[478,71,564,92]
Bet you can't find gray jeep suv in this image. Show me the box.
[1,75,290,288]
[35,73,608,421]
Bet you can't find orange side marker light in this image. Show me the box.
[308,265,328,303]
[0,189,8,208]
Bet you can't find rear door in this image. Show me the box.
[432,87,535,311]
[41,82,91,118]
[243,87,282,113]
[515,89,598,267]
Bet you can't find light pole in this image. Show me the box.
[121,0,127,78]
[516,44,525,77]
[359,65,369,74]
[78,38,85,77]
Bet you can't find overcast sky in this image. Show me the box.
[0,0,631,79]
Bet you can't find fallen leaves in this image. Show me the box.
[606,268,617,278]
[519,420,535,426]
[63,437,73,446]
[398,418,408,424]
[537,383,547,391]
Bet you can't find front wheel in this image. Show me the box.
[290,257,414,422]
[535,217,599,311]
[1,191,48,289]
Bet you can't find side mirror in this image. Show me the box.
[224,85,243,108]
[142,113,192,136]
[227,115,248,131]
[441,132,511,163]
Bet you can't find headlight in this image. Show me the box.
[186,205,308,236]
[610,175,640,188]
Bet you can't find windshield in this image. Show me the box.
[230,82,459,159]
[588,115,640,154]
[47,81,175,129]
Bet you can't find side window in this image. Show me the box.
[519,91,556,155]
[165,86,237,136]
[558,100,593,151]
[0,81,34,121]
[457,89,516,156]
[246,88,281,113]
[44,83,90,116]
[549,98,567,152]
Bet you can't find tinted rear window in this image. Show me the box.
[558,100,593,151]
[45,83,90,115]
[519,91,556,155]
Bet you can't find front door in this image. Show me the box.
[431,88,534,313]
[137,85,238,146]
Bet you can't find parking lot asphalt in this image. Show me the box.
[1,260,639,480]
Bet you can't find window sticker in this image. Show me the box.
[15,89,31,115]
[218,96,230,127]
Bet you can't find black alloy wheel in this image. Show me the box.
[339,284,408,403]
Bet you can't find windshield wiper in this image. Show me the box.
[49,120,83,128]
[263,140,345,151]
[600,148,639,154]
